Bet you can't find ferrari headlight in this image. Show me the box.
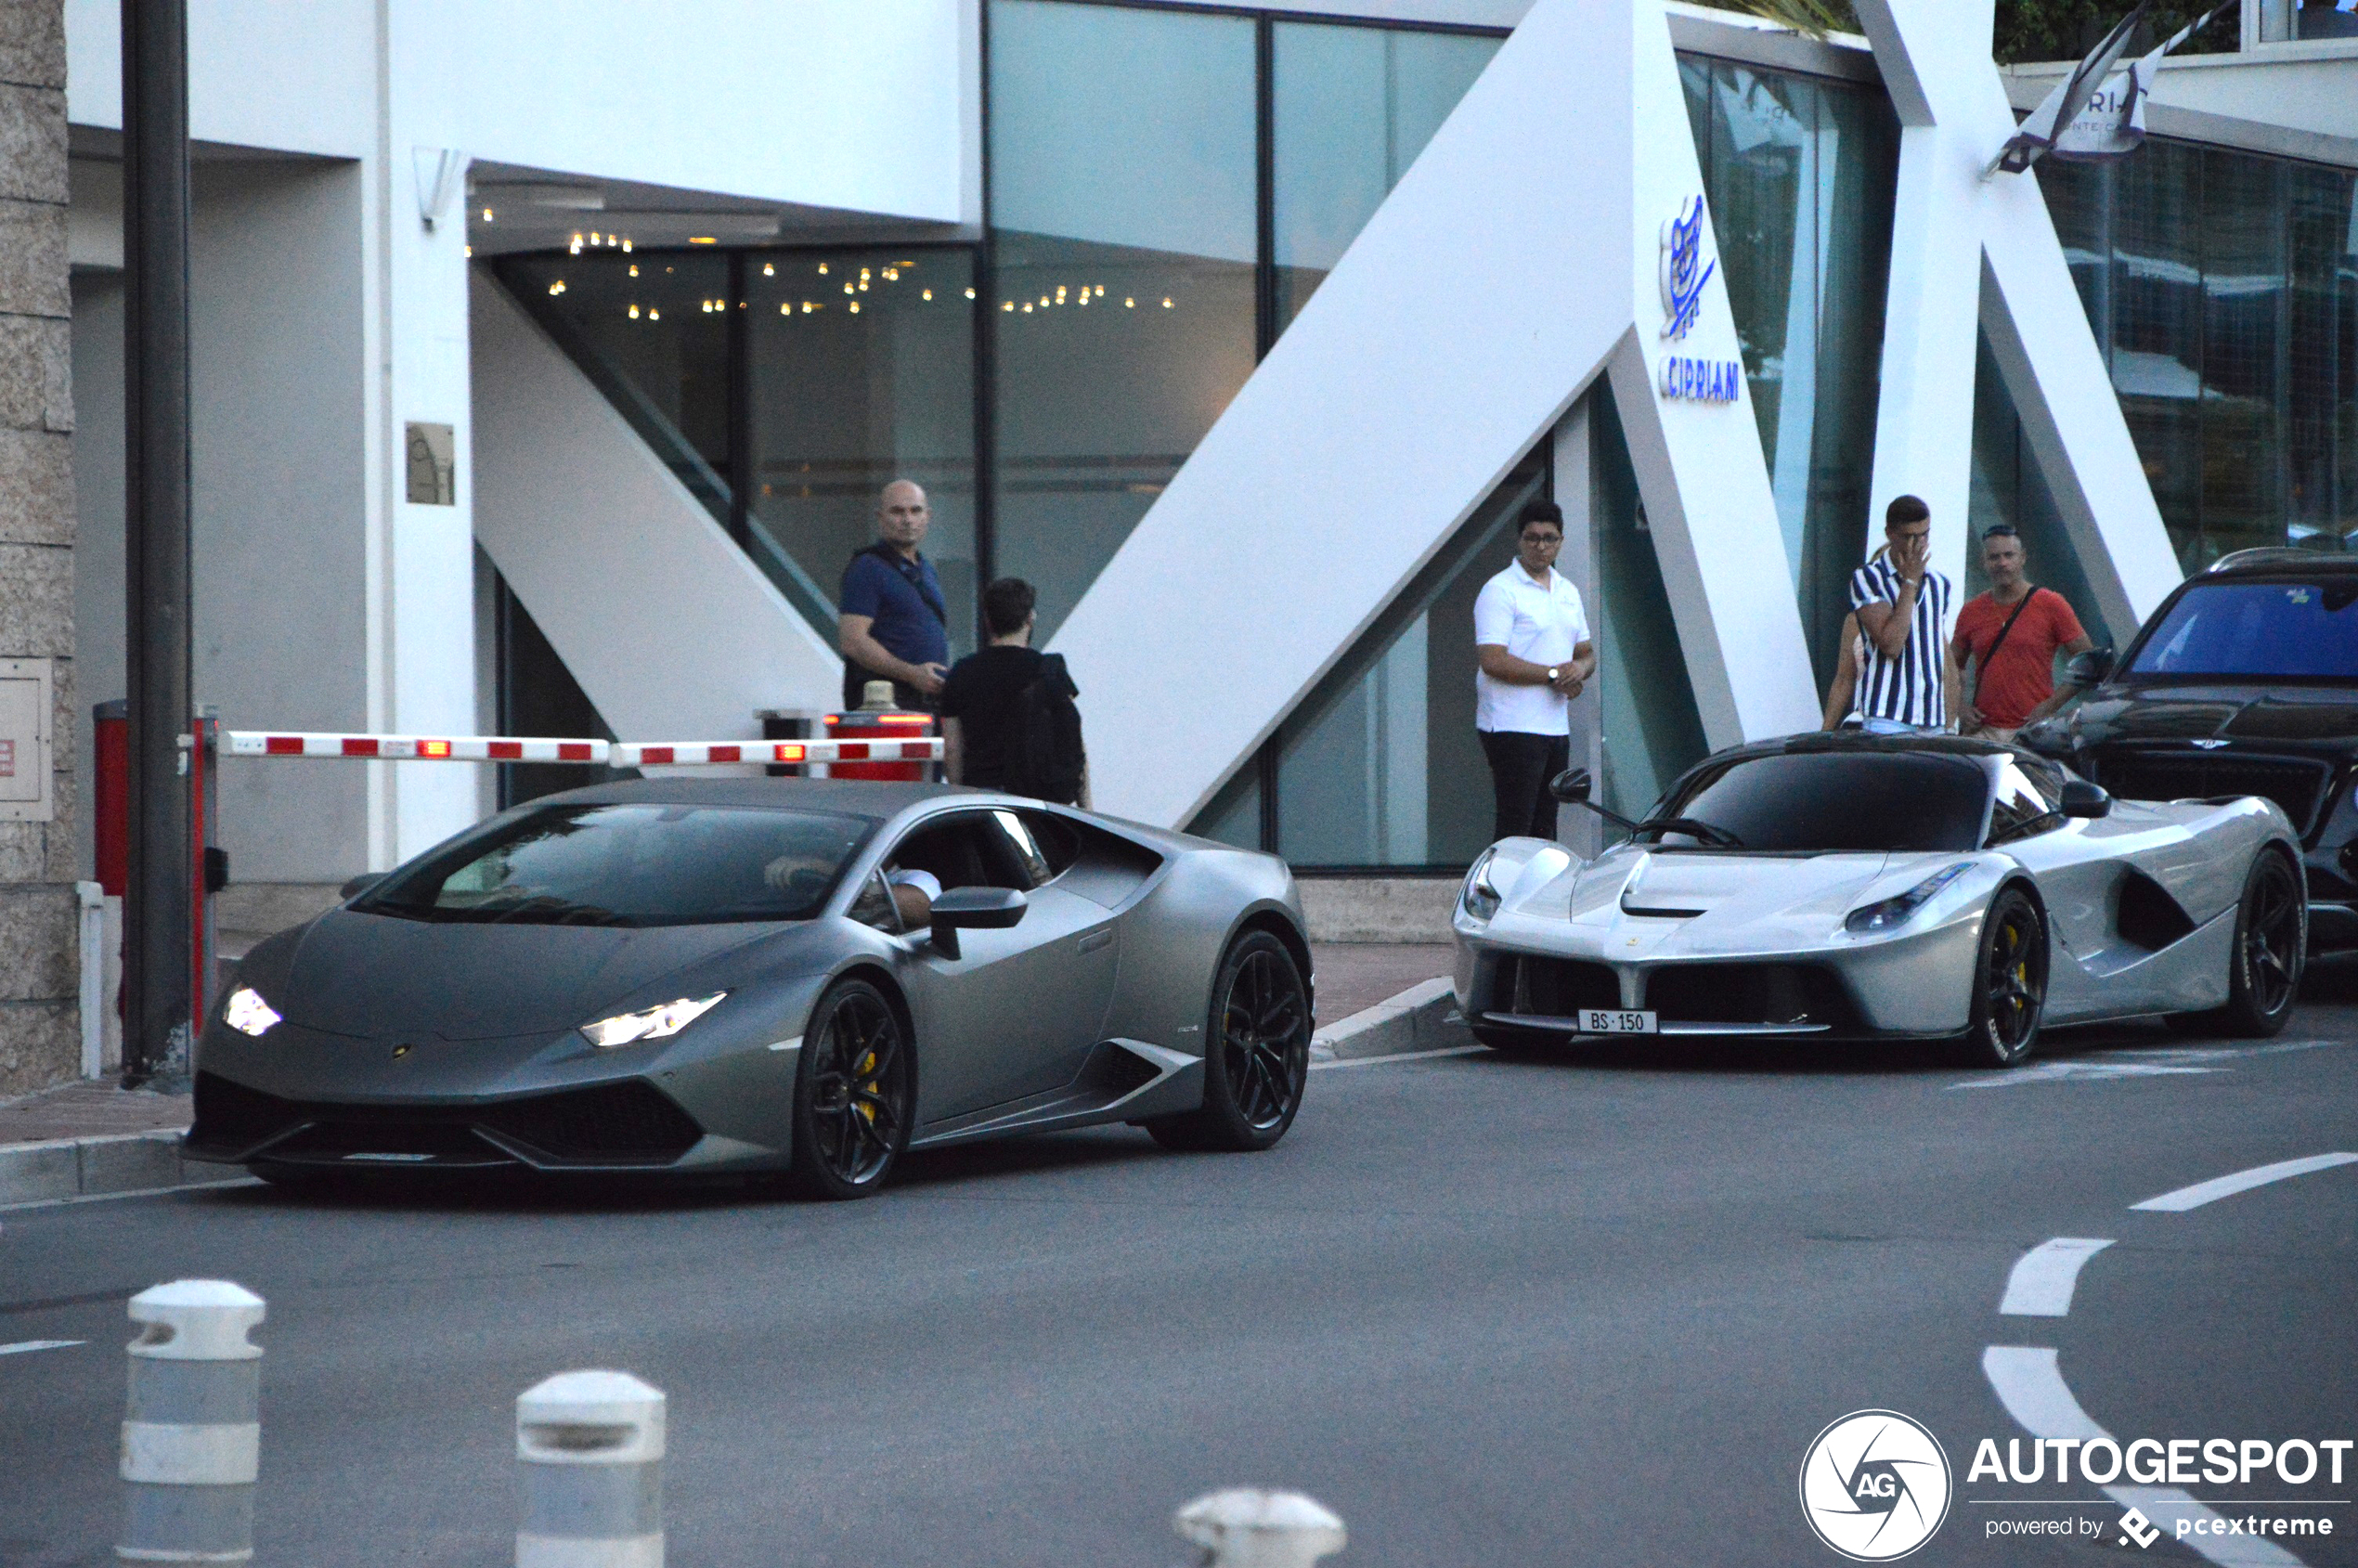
[223,987,281,1037]
[1845,864,1971,934]
[579,991,726,1049]
[1461,849,1504,923]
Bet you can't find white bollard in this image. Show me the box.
[1175,1489,1347,1568]
[516,1370,666,1568]
[118,1280,266,1564]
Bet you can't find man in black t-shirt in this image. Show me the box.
[939,577,1088,805]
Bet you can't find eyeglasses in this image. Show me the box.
[1522,532,1563,545]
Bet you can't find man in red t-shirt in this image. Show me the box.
[1950,526,2095,740]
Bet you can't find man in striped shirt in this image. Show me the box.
[1847,494,1958,730]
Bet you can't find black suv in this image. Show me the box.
[2020,549,2358,956]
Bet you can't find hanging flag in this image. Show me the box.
[1985,4,2232,176]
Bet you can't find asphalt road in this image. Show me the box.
[5,982,2355,1567]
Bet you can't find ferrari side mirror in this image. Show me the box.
[2063,647,2115,689]
[2059,779,2111,820]
[1548,767,1593,804]
[340,872,384,901]
[929,886,1027,959]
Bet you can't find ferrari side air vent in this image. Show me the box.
[475,1081,704,1165]
[2116,871,2197,952]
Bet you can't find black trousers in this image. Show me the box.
[1480,730,1571,843]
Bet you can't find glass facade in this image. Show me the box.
[498,6,2357,869]
[2033,143,2358,568]
[988,2,1260,643]
[1680,57,1899,690]
[500,246,981,651]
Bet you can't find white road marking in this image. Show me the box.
[1949,1039,2334,1090]
[2131,1153,2358,1213]
[1982,1347,2308,1568]
[0,1339,84,1356]
[1999,1238,2114,1316]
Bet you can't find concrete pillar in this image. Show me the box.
[0,0,78,1095]
[1174,1489,1346,1568]
[366,76,476,862]
[118,1279,266,1565]
[516,1370,666,1568]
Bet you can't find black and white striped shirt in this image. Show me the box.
[1848,558,1952,729]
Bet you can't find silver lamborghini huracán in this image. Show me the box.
[187,779,1314,1197]
[1454,733,2306,1067]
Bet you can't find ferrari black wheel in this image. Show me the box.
[789,978,913,1199]
[2213,851,2306,1038]
[1957,887,2047,1069]
[1147,930,1310,1153]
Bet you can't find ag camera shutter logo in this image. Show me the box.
[1800,1409,1953,1561]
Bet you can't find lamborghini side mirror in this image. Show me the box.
[929,886,1027,959]
[2064,648,2114,689]
[1548,767,1593,804]
[340,872,384,901]
[2059,779,2111,820]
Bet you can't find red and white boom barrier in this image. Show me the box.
[221,732,943,766]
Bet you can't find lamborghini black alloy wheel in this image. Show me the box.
[1147,930,1310,1153]
[1962,888,2046,1068]
[791,978,913,1199]
[1220,946,1311,1132]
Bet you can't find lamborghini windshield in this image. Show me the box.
[356,804,874,927]
[1648,752,1989,853]
[2127,579,2358,680]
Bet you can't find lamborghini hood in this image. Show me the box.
[250,909,791,1041]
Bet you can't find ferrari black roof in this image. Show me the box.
[2204,547,2358,579]
[515,776,990,821]
[1743,730,2014,761]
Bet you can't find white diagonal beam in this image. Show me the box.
[1050,0,1815,829]
[1855,0,2181,632]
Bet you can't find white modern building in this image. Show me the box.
[56,0,2358,941]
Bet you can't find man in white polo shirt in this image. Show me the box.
[1473,500,1595,843]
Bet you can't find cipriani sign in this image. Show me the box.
[1657,196,1741,404]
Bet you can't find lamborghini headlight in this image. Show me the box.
[1461,849,1504,923]
[579,991,727,1049]
[223,986,281,1037]
[1845,864,1971,934]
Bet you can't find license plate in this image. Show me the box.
[1578,1008,1657,1035]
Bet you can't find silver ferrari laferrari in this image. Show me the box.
[1454,732,2307,1067]
[187,779,1313,1196]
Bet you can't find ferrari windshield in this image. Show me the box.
[2128,579,2358,679]
[1650,752,1989,853]
[356,804,873,926]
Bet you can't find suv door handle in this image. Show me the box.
[1079,928,1113,954]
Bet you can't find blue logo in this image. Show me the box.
[1661,195,1716,341]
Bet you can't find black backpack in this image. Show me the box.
[1002,654,1086,805]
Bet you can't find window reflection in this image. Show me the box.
[746,250,978,653]
[1272,23,1499,331]
[989,0,1258,641]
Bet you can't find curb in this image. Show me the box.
[1310,977,1469,1064]
[0,1130,241,1208]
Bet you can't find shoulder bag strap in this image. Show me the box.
[1970,589,2042,706]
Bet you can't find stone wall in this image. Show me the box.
[0,0,74,1096]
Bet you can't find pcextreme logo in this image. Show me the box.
[1800,1410,1955,1561]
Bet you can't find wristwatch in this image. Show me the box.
[1547,667,1561,684]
